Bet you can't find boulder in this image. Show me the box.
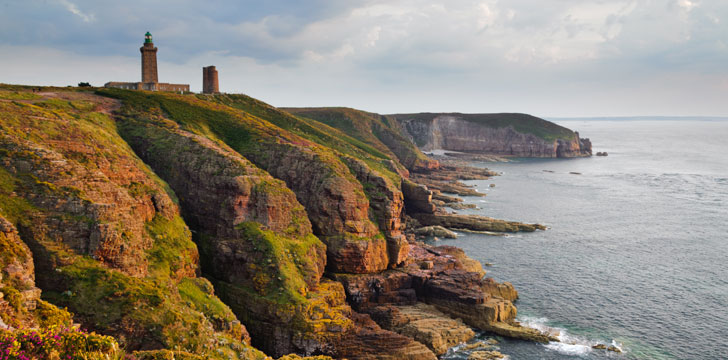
[414,226,458,239]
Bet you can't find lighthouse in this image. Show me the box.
[104,32,190,92]
[140,31,159,84]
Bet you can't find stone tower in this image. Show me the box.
[202,66,219,94]
[140,32,158,83]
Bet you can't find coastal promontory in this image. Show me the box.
[1,84,575,359]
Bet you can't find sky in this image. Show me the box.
[1,0,727,117]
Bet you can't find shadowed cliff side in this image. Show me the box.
[115,111,356,356]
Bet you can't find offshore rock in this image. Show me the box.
[468,350,505,360]
[412,212,545,233]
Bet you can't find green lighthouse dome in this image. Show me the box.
[144,32,152,44]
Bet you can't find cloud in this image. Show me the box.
[1,0,728,116]
[58,0,95,23]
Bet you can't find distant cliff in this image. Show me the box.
[391,113,592,158]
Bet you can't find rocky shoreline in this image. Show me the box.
[0,86,565,359]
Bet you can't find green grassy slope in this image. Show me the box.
[202,94,405,183]
[284,107,435,172]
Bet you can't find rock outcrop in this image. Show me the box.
[333,243,555,346]
[0,212,63,330]
[367,303,475,355]
[414,226,458,239]
[393,113,592,158]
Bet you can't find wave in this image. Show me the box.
[518,316,624,357]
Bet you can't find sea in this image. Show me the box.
[439,120,728,360]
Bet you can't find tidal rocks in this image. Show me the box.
[366,303,475,355]
[409,175,483,197]
[468,350,505,360]
[412,213,546,233]
[414,226,458,239]
[596,151,608,156]
[333,242,554,347]
[330,312,437,360]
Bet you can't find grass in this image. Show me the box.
[203,95,403,184]
[234,222,324,304]
[145,215,198,281]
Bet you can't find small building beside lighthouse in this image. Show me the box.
[105,32,190,92]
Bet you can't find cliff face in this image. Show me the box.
[0,90,263,359]
[116,113,355,356]
[395,113,592,158]
[1,85,560,359]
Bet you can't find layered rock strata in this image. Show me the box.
[367,303,475,355]
[394,113,592,158]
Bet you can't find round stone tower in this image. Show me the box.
[140,32,158,83]
[202,66,219,94]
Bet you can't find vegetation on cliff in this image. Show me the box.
[0,88,264,359]
[283,107,437,173]
[1,84,558,359]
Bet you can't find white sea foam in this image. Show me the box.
[518,316,623,357]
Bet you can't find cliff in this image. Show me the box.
[283,107,439,173]
[392,113,592,158]
[0,88,264,359]
[1,85,557,359]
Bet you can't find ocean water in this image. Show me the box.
[439,120,728,359]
